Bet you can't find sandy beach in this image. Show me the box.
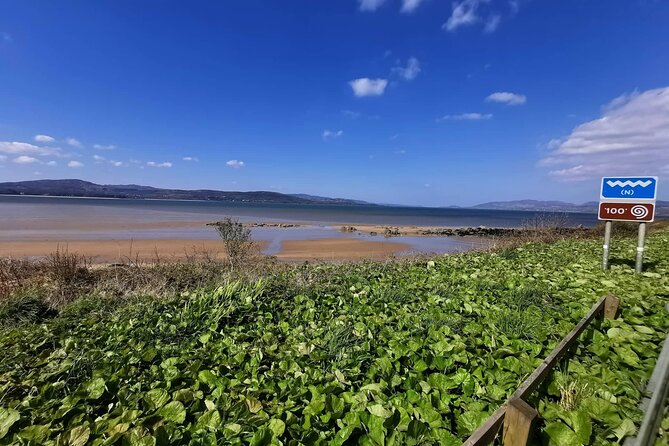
[0,238,411,263]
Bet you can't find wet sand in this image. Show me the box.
[0,238,410,263]
[276,238,410,261]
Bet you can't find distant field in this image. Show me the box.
[0,231,668,444]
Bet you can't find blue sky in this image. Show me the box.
[1,0,668,206]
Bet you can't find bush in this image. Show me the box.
[210,217,257,270]
[0,294,55,328]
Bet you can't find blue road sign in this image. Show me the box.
[601,177,658,200]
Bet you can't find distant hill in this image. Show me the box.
[0,179,373,206]
[473,199,669,216]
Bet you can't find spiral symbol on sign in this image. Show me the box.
[631,205,648,219]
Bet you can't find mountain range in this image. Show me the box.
[0,179,371,206]
[0,179,666,216]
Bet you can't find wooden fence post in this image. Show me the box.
[603,294,619,320]
[503,398,538,446]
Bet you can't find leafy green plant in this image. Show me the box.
[0,230,666,444]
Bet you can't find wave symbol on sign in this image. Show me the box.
[606,180,653,188]
[631,205,649,219]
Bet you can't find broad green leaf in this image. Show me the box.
[65,426,90,446]
[0,408,20,439]
[544,421,582,446]
[197,410,221,431]
[249,427,272,446]
[613,419,636,441]
[144,389,169,410]
[268,418,285,436]
[84,377,106,400]
[18,424,50,443]
[157,401,186,424]
[367,404,393,419]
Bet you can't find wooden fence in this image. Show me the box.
[463,294,620,446]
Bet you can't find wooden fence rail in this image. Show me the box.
[463,294,620,446]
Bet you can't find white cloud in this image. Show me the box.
[486,91,526,105]
[66,138,82,148]
[438,112,492,121]
[68,160,84,168]
[13,156,40,164]
[394,149,407,155]
[46,161,57,166]
[0,155,6,162]
[93,155,105,162]
[0,141,60,156]
[540,86,669,181]
[322,130,344,141]
[147,161,172,168]
[349,78,388,97]
[182,156,199,162]
[401,0,426,13]
[342,109,361,119]
[226,160,245,169]
[111,161,124,167]
[392,57,421,81]
[93,143,117,150]
[484,14,501,32]
[358,0,386,11]
[444,0,483,31]
[34,134,55,143]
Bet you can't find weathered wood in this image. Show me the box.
[603,294,620,320]
[463,296,610,445]
[462,405,506,446]
[503,398,538,446]
[511,295,607,400]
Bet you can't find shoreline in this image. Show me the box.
[0,238,413,263]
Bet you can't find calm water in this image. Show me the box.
[0,196,599,255]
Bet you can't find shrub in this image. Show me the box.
[210,218,257,270]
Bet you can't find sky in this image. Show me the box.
[1,0,668,206]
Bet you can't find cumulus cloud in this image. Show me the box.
[13,156,39,164]
[392,57,421,81]
[539,86,669,181]
[444,0,483,31]
[147,161,172,168]
[322,130,344,141]
[486,91,526,105]
[358,0,386,11]
[66,138,82,148]
[438,112,492,121]
[34,134,55,143]
[68,160,84,168]
[182,156,199,162]
[0,141,60,157]
[226,160,245,169]
[401,0,426,13]
[484,14,501,32]
[111,161,124,167]
[349,78,388,97]
[46,161,57,166]
[93,144,117,150]
[93,155,105,162]
[444,0,508,33]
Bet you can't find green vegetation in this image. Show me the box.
[0,231,668,445]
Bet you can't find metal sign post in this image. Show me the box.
[598,176,658,274]
[636,222,647,274]
[602,220,612,270]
